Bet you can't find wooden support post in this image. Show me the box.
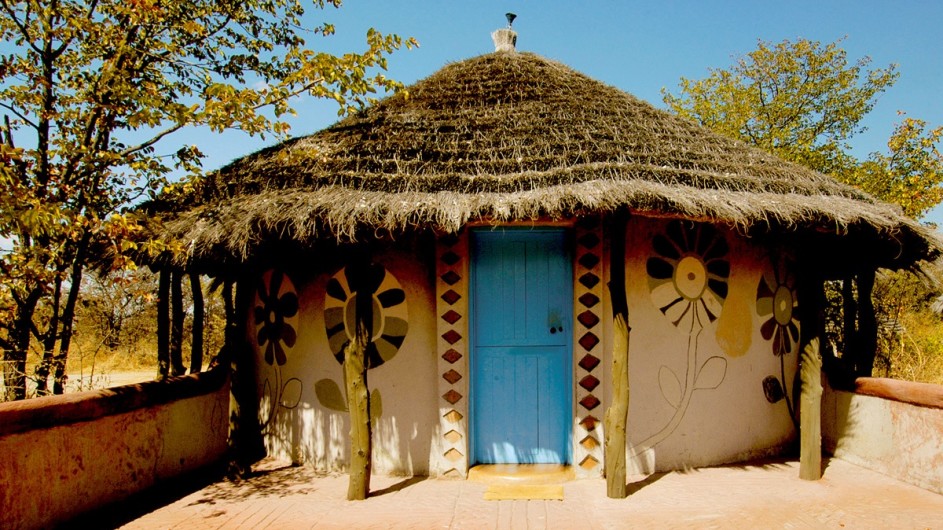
[227,276,266,477]
[189,273,205,373]
[857,269,877,378]
[156,269,171,380]
[841,275,858,370]
[604,210,630,499]
[799,338,823,480]
[345,259,374,501]
[170,270,186,376]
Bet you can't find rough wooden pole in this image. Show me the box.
[604,210,630,499]
[170,270,186,376]
[799,338,823,480]
[156,269,171,380]
[857,269,877,377]
[345,259,374,501]
[228,275,266,477]
[189,272,205,373]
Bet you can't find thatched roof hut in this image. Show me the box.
[147,49,940,274]
[143,31,942,484]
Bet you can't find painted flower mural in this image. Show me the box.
[757,265,800,357]
[756,258,800,421]
[635,220,730,457]
[255,270,299,366]
[316,262,408,416]
[254,269,303,433]
[647,220,730,334]
[324,262,408,369]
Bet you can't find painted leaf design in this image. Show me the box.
[370,388,383,421]
[281,377,303,409]
[659,365,682,409]
[695,356,727,390]
[315,378,348,412]
[259,378,273,425]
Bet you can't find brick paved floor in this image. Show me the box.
[116,458,942,529]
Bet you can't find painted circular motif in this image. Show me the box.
[254,270,299,366]
[773,286,794,326]
[647,220,730,334]
[324,263,408,369]
[756,264,799,357]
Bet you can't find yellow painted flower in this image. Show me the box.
[647,221,730,334]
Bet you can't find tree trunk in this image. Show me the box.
[227,275,266,477]
[156,269,171,379]
[3,289,41,401]
[799,338,823,480]
[189,273,205,373]
[35,279,62,396]
[345,261,374,501]
[53,246,89,395]
[170,271,186,376]
[604,210,630,499]
[857,270,877,377]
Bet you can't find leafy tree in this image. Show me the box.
[847,114,943,219]
[0,0,415,400]
[662,37,943,217]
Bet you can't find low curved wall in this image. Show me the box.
[822,377,943,494]
[0,368,229,530]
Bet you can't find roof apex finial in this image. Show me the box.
[492,14,518,53]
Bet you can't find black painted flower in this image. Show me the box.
[647,220,730,334]
[756,263,799,356]
[324,262,408,369]
[254,270,298,366]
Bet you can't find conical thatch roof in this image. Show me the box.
[149,51,940,270]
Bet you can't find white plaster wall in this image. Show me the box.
[619,217,798,473]
[823,382,943,494]
[252,249,439,475]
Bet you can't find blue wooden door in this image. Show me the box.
[471,229,571,464]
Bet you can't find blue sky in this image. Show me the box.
[184,0,943,223]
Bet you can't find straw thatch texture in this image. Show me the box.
[149,52,940,268]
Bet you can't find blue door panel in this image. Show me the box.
[472,229,571,464]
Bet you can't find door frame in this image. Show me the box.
[468,226,574,465]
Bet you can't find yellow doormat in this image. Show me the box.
[483,484,564,501]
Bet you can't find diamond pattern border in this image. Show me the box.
[435,231,470,477]
[573,214,605,477]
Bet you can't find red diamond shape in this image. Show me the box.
[578,253,600,270]
[578,293,600,308]
[577,310,600,328]
[442,330,462,344]
[441,290,461,305]
[578,353,600,372]
[443,369,463,384]
[579,273,600,289]
[441,271,461,285]
[580,415,599,431]
[580,374,600,391]
[442,349,462,364]
[441,251,461,265]
[443,389,462,404]
[579,333,600,352]
[441,310,462,324]
[578,232,600,249]
[579,395,601,410]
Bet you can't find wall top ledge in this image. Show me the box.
[854,377,943,410]
[0,366,228,437]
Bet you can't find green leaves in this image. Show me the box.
[664,37,942,221]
